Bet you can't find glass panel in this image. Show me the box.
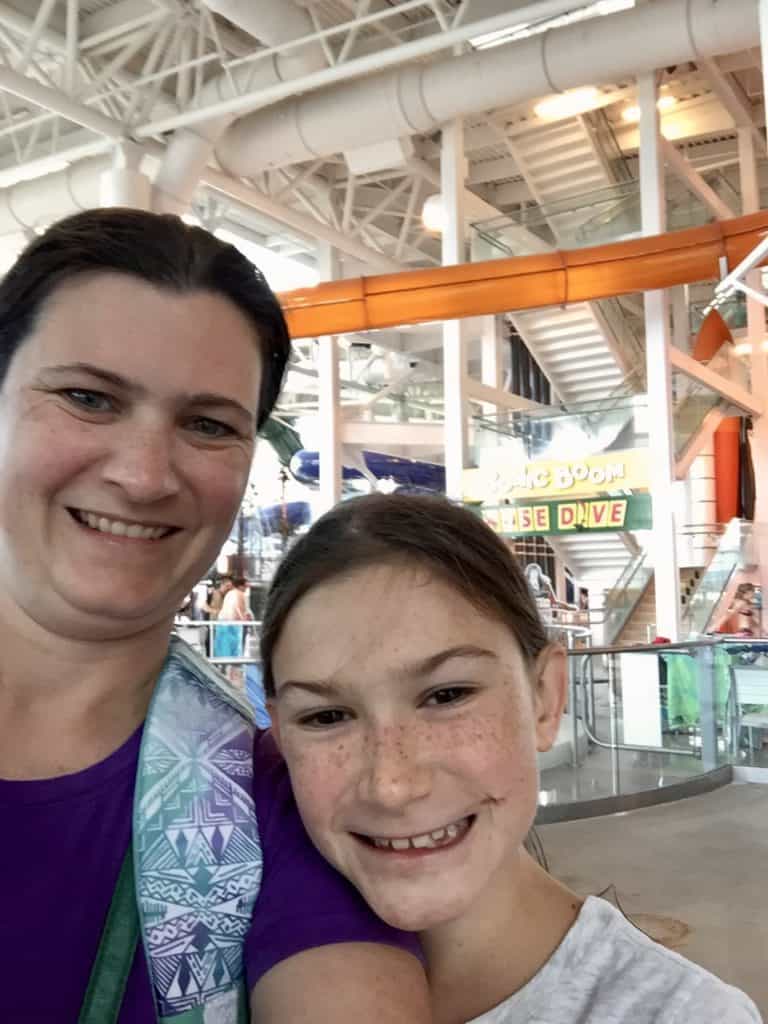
[671,370,724,460]
[472,395,648,463]
[681,519,752,636]
[601,548,652,645]
[471,177,713,259]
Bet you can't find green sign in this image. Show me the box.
[480,494,652,537]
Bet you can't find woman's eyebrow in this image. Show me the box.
[39,363,256,425]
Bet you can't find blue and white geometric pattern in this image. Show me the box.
[133,640,262,1023]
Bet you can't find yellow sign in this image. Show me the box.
[463,448,649,503]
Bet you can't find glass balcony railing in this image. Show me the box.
[471,394,648,463]
[601,548,653,645]
[681,519,753,636]
[471,177,716,259]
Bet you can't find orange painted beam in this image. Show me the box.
[278,212,768,339]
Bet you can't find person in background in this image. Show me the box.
[260,493,761,1024]
[215,575,253,684]
[716,582,756,636]
[0,210,429,1023]
[203,573,232,618]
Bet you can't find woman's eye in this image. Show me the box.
[188,416,237,439]
[424,686,473,707]
[298,708,350,729]
[62,389,114,412]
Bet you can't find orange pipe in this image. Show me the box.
[278,212,768,339]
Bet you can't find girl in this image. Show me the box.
[261,492,761,1024]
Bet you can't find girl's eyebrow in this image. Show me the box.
[276,647,497,701]
[403,645,497,677]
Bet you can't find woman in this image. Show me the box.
[261,493,761,1024]
[0,210,429,1023]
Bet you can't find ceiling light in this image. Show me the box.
[421,193,447,233]
[534,87,600,121]
[622,95,677,124]
[733,340,768,355]
[657,93,677,112]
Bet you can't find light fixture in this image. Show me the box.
[657,93,677,112]
[533,86,600,122]
[421,193,447,233]
[622,95,677,123]
[733,340,768,356]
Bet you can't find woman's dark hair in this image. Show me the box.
[261,492,549,697]
[0,207,290,429]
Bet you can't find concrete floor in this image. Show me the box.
[539,783,768,1015]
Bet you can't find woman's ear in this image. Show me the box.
[532,645,568,753]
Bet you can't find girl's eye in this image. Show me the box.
[187,416,237,439]
[298,708,351,729]
[62,389,114,412]
[423,686,474,707]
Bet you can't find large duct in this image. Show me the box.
[215,0,759,177]
[152,0,328,214]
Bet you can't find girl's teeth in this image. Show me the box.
[370,817,469,851]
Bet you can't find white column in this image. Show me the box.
[639,72,681,639]
[738,43,768,614]
[100,141,151,209]
[441,118,470,498]
[317,243,343,513]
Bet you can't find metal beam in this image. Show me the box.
[465,379,551,414]
[132,0,602,138]
[675,405,727,480]
[669,346,763,417]
[340,420,445,447]
[661,139,735,220]
[698,56,766,156]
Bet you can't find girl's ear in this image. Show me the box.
[532,645,568,753]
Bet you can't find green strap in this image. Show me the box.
[78,847,141,1024]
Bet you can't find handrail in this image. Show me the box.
[278,211,768,339]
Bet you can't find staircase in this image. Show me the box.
[616,569,702,646]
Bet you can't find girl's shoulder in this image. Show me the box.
[468,897,761,1024]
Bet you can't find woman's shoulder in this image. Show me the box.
[469,896,761,1024]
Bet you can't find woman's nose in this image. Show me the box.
[101,424,181,503]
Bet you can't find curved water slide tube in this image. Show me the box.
[277,212,768,339]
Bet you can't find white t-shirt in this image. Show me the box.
[467,896,761,1024]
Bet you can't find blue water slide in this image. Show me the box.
[289,449,446,492]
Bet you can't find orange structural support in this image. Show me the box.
[713,418,742,524]
[278,212,768,339]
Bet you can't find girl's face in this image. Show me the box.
[271,563,566,932]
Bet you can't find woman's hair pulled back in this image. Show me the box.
[0,207,291,429]
[260,492,548,696]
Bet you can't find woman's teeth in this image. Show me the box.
[75,510,169,540]
[370,817,471,851]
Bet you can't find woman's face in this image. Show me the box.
[0,272,262,639]
[271,563,566,932]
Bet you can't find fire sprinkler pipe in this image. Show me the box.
[277,212,768,339]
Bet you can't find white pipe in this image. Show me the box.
[152,0,328,214]
[138,0,594,139]
[213,0,758,178]
[0,156,110,234]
